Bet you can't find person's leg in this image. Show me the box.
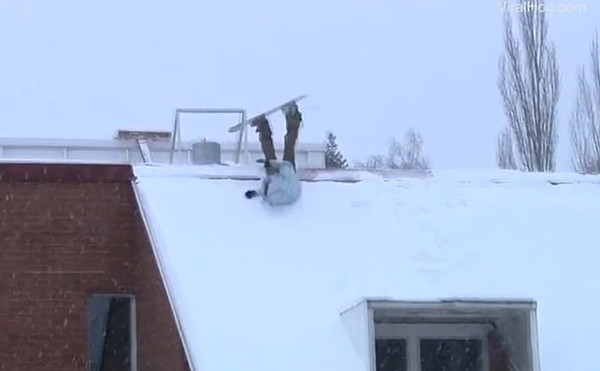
[245,116,276,200]
[282,103,302,171]
[253,115,277,162]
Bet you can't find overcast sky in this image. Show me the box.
[0,0,597,169]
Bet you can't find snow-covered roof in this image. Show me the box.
[132,165,600,371]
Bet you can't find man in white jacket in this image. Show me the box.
[244,103,302,206]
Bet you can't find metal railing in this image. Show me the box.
[168,108,247,164]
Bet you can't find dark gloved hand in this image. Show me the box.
[245,190,259,199]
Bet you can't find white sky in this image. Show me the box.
[0,0,597,169]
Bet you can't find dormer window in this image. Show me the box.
[342,299,540,371]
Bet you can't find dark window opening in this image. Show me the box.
[420,339,483,371]
[88,295,134,371]
[376,339,408,371]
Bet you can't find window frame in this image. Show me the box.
[353,299,540,371]
[87,293,137,371]
[375,323,491,371]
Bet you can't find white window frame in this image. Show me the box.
[375,323,491,371]
[342,299,541,371]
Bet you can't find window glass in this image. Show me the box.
[375,339,407,371]
[88,296,132,371]
[420,339,483,371]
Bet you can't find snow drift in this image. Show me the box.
[133,165,600,371]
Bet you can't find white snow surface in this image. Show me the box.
[133,165,600,371]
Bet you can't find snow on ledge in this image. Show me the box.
[132,163,433,182]
[132,163,600,185]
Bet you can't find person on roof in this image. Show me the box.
[244,103,302,206]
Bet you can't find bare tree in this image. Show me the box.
[570,31,600,174]
[355,127,430,170]
[366,155,386,169]
[354,155,385,170]
[498,0,560,172]
[386,127,430,170]
[496,126,518,169]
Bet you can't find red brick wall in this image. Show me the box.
[0,164,190,371]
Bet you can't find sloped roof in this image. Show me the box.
[133,165,600,371]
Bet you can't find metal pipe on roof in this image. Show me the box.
[175,108,246,114]
[235,111,247,164]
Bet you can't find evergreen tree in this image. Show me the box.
[325,132,348,169]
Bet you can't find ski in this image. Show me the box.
[227,95,308,133]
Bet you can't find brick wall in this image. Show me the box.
[0,163,190,371]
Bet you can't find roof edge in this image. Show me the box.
[366,298,537,310]
[0,162,134,183]
[129,179,197,370]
